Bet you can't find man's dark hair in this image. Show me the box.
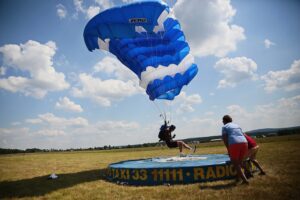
[170,125,176,131]
[223,115,232,124]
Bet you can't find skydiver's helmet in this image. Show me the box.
[170,125,176,131]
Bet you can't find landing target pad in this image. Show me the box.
[107,154,243,185]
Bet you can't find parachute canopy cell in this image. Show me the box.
[83,1,198,101]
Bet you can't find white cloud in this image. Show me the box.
[72,73,141,107]
[214,57,258,88]
[204,111,215,116]
[39,113,88,127]
[177,117,220,138]
[0,40,69,98]
[0,107,144,149]
[174,94,300,138]
[0,126,68,149]
[261,59,300,92]
[73,56,141,107]
[31,118,137,138]
[3,94,300,149]
[56,4,67,19]
[94,120,139,132]
[170,91,202,114]
[0,127,29,136]
[74,0,98,19]
[224,95,300,131]
[11,121,21,126]
[73,0,113,19]
[55,97,83,112]
[26,113,88,128]
[74,0,85,13]
[93,56,137,81]
[264,39,276,48]
[62,120,141,142]
[35,129,66,137]
[121,0,135,3]
[173,0,245,57]
[0,127,31,149]
[86,6,100,19]
[176,92,202,104]
[225,104,248,119]
[95,0,114,10]
[25,118,43,124]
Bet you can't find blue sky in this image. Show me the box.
[0,0,299,150]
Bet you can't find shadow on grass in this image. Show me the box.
[0,168,107,198]
[199,181,237,190]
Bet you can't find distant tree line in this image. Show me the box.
[0,143,162,154]
[1,126,299,154]
[277,127,300,136]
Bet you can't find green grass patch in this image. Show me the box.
[0,135,300,200]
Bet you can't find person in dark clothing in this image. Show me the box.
[159,122,196,156]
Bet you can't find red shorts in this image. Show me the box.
[228,143,248,161]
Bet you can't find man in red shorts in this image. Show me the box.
[222,115,249,185]
[244,133,266,177]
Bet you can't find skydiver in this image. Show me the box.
[159,121,196,156]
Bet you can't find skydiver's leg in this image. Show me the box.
[177,141,192,150]
[178,142,183,153]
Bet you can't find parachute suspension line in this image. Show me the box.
[169,102,173,125]
[161,8,173,125]
[152,101,167,122]
[155,17,173,125]
[144,30,152,70]
[147,26,157,83]
[163,101,174,125]
[151,26,167,124]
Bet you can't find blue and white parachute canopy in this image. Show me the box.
[83,1,198,101]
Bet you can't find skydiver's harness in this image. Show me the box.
[158,121,176,142]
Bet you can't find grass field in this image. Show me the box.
[0,134,300,200]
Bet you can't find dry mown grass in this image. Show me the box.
[0,135,299,200]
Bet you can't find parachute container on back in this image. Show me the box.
[84,1,198,101]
